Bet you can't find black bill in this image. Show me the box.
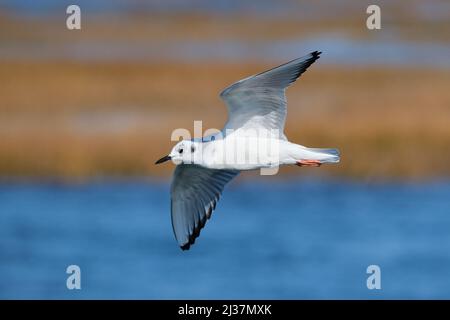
[155,155,171,164]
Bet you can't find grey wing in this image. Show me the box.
[170,164,239,250]
[220,51,321,136]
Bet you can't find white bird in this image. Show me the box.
[156,51,340,250]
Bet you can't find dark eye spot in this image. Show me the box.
[191,145,195,153]
[179,148,183,154]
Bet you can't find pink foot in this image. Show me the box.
[296,160,322,167]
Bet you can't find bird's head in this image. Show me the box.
[155,140,200,165]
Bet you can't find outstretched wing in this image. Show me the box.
[170,164,239,250]
[220,51,321,136]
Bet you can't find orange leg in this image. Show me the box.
[296,160,322,167]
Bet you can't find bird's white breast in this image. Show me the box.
[199,134,285,171]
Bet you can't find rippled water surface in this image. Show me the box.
[1,179,450,299]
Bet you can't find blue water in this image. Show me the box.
[1,179,450,299]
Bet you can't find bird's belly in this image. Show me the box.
[203,137,283,170]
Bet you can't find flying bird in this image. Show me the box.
[156,51,340,250]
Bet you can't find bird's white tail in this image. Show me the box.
[287,144,340,165]
[307,148,340,163]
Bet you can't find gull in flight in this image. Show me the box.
[156,51,340,250]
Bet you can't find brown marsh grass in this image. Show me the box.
[1,61,449,180]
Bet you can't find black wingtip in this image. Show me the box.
[311,50,322,59]
[180,243,190,251]
[180,227,201,251]
[178,201,217,251]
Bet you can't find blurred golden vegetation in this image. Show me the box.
[1,60,450,180]
[1,3,450,43]
[1,2,449,181]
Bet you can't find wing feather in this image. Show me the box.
[220,51,321,135]
[170,164,239,250]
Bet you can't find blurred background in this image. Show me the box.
[1,0,450,299]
